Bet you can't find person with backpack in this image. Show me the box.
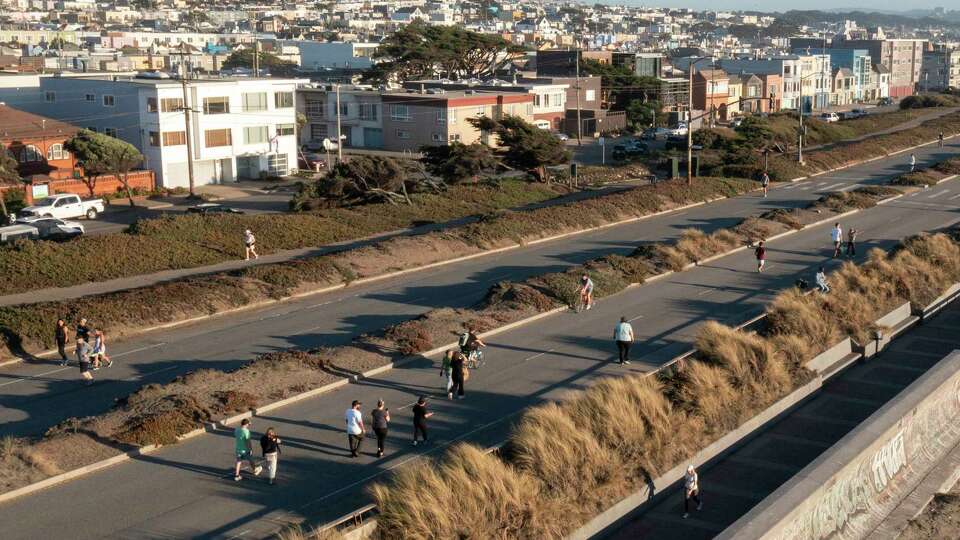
[755,241,766,273]
[458,326,485,366]
[259,427,281,485]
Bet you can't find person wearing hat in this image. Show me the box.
[244,229,258,261]
[683,464,702,518]
[345,400,365,457]
[412,396,433,446]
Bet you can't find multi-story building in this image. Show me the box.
[0,74,306,187]
[830,67,856,106]
[690,57,800,111]
[796,47,871,103]
[796,53,832,112]
[865,63,892,101]
[282,41,378,70]
[921,48,960,92]
[298,85,385,149]
[836,38,926,97]
[692,68,729,123]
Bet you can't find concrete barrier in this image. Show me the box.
[919,283,960,320]
[566,377,824,540]
[805,337,859,378]
[717,351,960,540]
[859,302,919,358]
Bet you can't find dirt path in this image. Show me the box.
[900,483,960,540]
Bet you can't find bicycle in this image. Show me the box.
[573,292,592,313]
[466,349,485,370]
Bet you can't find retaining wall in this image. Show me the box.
[718,350,960,540]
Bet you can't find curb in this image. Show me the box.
[0,185,917,505]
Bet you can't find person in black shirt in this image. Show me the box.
[371,400,391,458]
[75,318,91,342]
[55,319,69,366]
[259,427,281,485]
[412,396,433,446]
[450,351,466,400]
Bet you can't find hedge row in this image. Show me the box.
[0,177,755,358]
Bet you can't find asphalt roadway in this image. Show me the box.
[0,145,958,538]
[608,279,960,539]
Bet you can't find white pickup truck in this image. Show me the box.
[18,194,105,220]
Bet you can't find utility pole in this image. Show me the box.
[335,84,343,163]
[575,45,582,146]
[178,50,197,196]
[253,40,260,76]
[798,74,804,165]
[686,62,694,185]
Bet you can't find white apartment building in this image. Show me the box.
[0,74,306,187]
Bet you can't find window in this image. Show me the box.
[306,101,325,117]
[45,91,55,102]
[204,128,232,147]
[19,145,42,162]
[475,106,485,117]
[85,93,95,102]
[47,144,65,160]
[358,103,378,121]
[161,98,183,112]
[391,104,411,121]
[162,131,186,146]
[585,90,596,101]
[149,131,161,146]
[436,109,446,124]
[449,133,461,142]
[243,126,269,144]
[147,97,158,112]
[203,96,230,115]
[526,103,534,115]
[448,109,457,124]
[431,132,444,142]
[242,92,267,112]
[396,129,411,139]
[274,91,294,109]
[340,103,349,116]
[104,127,118,138]
[276,123,295,136]
[310,124,328,139]
[102,95,115,107]
[267,153,288,175]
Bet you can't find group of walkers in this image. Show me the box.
[343,397,434,460]
[754,222,859,294]
[55,317,111,385]
[233,418,282,484]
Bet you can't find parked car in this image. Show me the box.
[186,203,245,215]
[840,108,868,120]
[612,141,649,160]
[553,132,570,141]
[668,123,689,136]
[641,127,675,140]
[0,224,40,244]
[17,216,85,241]
[18,194,105,220]
[665,135,702,151]
[818,112,840,123]
[878,97,894,107]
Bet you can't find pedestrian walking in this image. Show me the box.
[614,316,634,365]
[682,465,703,518]
[259,427,281,485]
[909,153,916,172]
[449,350,466,400]
[755,241,766,272]
[233,418,262,481]
[412,396,433,446]
[244,229,259,261]
[816,267,831,293]
[939,130,945,148]
[760,172,770,198]
[55,319,69,366]
[91,329,112,370]
[75,337,93,385]
[440,350,455,395]
[371,400,390,458]
[831,223,843,258]
[846,228,858,257]
[345,400,365,457]
[75,318,91,342]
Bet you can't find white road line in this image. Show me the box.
[0,366,72,387]
[782,184,798,190]
[627,314,644,322]
[837,184,860,192]
[928,190,950,199]
[949,193,960,200]
[112,342,167,359]
[815,182,828,187]
[800,186,813,191]
[822,183,845,191]
[697,288,715,297]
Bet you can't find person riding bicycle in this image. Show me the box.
[458,326,485,362]
[578,274,595,311]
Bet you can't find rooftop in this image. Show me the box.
[0,104,80,141]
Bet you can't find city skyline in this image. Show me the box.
[612,1,951,13]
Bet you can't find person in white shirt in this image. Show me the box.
[831,223,843,258]
[244,229,259,261]
[909,153,917,172]
[816,266,830,293]
[613,317,634,365]
[683,464,702,518]
[345,400,365,458]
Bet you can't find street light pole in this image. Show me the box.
[687,62,694,185]
[335,84,343,163]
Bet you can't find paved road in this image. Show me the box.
[0,156,958,537]
[608,292,960,539]
[2,139,956,439]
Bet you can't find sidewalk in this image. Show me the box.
[0,182,645,307]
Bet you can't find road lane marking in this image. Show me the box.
[0,366,72,387]
[837,184,860,192]
[928,190,950,199]
[628,314,644,322]
[697,288,715,297]
[822,183,845,191]
[949,193,960,200]
[799,186,813,191]
[112,342,167,359]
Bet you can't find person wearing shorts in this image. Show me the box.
[91,330,112,369]
[760,172,770,198]
[76,337,93,385]
[831,223,843,258]
[578,274,595,310]
[233,418,262,481]
[755,241,766,272]
[244,229,258,261]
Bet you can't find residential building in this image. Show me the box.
[921,48,960,92]
[0,74,306,187]
[282,41,378,70]
[865,63,892,101]
[381,89,535,152]
[836,37,926,97]
[739,73,764,114]
[692,57,800,111]
[830,67,856,106]
[692,68,729,123]
[299,85,385,149]
[796,53,832,112]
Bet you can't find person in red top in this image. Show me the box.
[755,241,766,273]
